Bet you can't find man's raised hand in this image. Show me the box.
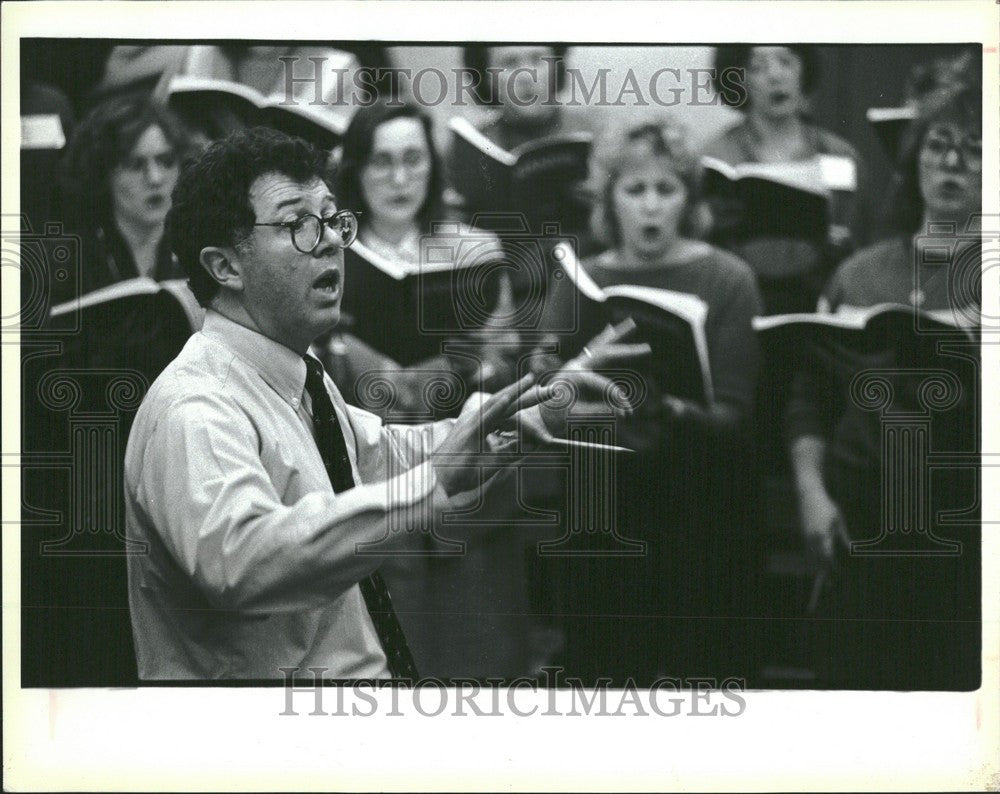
[431,373,545,497]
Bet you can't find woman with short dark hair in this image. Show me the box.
[335,102,534,681]
[885,82,982,240]
[59,94,190,300]
[336,102,445,237]
[333,100,519,398]
[703,45,867,316]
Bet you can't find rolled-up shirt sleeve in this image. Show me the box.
[131,392,447,615]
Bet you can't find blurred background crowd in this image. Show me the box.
[19,41,984,689]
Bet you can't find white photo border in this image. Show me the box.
[3,2,998,791]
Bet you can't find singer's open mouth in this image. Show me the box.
[313,269,341,294]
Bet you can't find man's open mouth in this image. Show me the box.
[313,270,341,294]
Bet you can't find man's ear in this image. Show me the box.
[199,246,245,293]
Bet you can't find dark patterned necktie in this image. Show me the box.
[302,355,418,680]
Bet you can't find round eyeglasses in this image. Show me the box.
[364,150,431,182]
[253,209,360,254]
[920,131,982,170]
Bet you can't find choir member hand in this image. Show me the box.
[564,318,652,372]
[798,485,851,570]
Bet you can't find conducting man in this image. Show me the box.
[124,127,620,681]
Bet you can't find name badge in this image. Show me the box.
[817,155,857,192]
[21,114,66,150]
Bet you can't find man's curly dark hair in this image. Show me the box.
[167,127,331,307]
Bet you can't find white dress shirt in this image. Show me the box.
[125,310,454,680]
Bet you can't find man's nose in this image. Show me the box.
[313,219,344,257]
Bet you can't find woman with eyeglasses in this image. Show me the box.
[58,95,190,303]
[702,46,867,316]
[538,115,764,683]
[330,101,520,402]
[785,83,982,689]
[330,101,537,681]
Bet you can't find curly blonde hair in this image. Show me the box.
[587,114,704,249]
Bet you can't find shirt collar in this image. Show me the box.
[200,309,308,408]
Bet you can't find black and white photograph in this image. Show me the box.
[4,1,998,790]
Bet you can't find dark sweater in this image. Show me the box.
[582,244,764,415]
[786,235,981,472]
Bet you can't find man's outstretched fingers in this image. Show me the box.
[481,372,536,427]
